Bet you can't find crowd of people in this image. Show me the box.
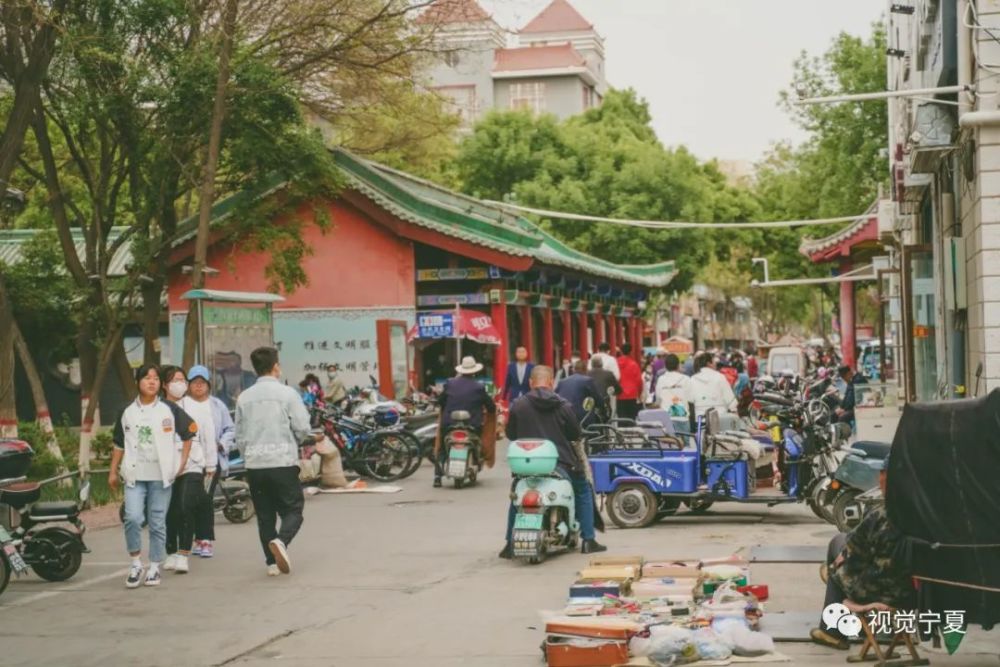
[110,347,314,588]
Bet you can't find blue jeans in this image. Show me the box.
[505,470,596,544]
[123,480,172,563]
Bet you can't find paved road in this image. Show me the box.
[3,450,998,666]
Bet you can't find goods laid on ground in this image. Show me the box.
[543,555,786,666]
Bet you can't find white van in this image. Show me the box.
[767,346,808,377]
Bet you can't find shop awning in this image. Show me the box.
[407,309,502,345]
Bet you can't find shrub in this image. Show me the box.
[92,431,114,460]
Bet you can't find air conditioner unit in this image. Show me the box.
[877,198,895,238]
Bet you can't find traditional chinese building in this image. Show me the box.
[165,149,675,398]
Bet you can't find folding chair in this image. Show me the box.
[845,601,929,667]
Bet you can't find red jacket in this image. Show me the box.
[617,355,643,400]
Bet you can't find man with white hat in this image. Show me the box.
[433,356,496,488]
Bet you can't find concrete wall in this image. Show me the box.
[493,75,586,119]
[426,41,497,125]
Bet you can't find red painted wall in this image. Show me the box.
[167,198,415,311]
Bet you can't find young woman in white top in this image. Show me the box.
[160,366,214,574]
[110,364,196,588]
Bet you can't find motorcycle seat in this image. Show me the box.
[0,481,41,509]
[29,500,79,519]
[851,441,891,459]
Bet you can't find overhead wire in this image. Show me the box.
[484,200,869,230]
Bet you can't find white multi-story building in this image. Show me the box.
[419,0,609,127]
[882,0,1000,401]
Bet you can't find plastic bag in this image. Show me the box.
[631,625,699,665]
[693,628,732,661]
[711,617,775,657]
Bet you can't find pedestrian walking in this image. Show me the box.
[587,356,621,422]
[555,360,602,428]
[501,346,534,403]
[588,342,620,380]
[109,364,197,588]
[161,366,215,575]
[235,347,314,576]
[185,365,233,558]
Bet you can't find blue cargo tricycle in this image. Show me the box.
[587,407,841,529]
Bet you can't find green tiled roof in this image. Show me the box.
[1,150,677,289]
[334,149,677,288]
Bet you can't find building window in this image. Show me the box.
[433,85,478,126]
[509,82,546,114]
[583,86,595,110]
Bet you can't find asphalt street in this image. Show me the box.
[2,448,998,667]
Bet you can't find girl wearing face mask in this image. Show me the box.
[160,366,213,574]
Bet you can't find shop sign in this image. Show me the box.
[416,266,500,282]
[913,325,932,339]
[417,312,454,338]
[416,293,490,306]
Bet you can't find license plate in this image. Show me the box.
[3,543,28,573]
[514,513,544,530]
[447,460,467,478]
[449,446,469,460]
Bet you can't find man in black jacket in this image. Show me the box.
[556,360,602,428]
[501,365,606,558]
[587,356,621,421]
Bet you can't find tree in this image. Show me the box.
[750,20,889,334]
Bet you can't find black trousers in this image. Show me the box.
[822,533,850,636]
[166,472,207,555]
[246,466,304,565]
[196,462,221,542]
[617,399,639,420]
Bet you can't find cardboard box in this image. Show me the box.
[588,555,643,569]
[641,561,701,579]
[569,581,622,598]
[577,565,638,582]
[630,577,699,599]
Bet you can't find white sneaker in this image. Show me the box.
[268,539,290,574]
[125,563,144,589]
[144,567,161,587]
[174,555,189,574]
[267,564,281,577]
[163,554,178,571]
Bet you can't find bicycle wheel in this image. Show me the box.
[360,432,413,481]
[396,431,423,479]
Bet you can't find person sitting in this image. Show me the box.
[811,454,914,650]
[689,352,737,418]
[433,356,496,488]
[501,365,605,558]
[654,353,691,418]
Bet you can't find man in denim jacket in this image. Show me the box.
[235,347,314,577]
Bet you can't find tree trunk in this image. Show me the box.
[182,0,239,368]
[78,325,124,473]
[12,320,64,463]
[141,274,164,366]
[0,275,17,437]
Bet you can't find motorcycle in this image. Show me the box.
[823,440,890,532]
[0,440,90,597]
[441,410,483,489]
[508,438,579,564]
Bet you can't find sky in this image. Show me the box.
[479,0,884,164]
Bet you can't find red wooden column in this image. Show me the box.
[608,313,618,355]
[561,308,573,361]
[542,304,555,367]
[839,258,857,369]
[578,310,589,359]
[491,296,509,390]
[631,318,642,361]
[519,305,534,359]
[594,310,605,349]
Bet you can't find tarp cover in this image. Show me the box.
[887,389,1000,627]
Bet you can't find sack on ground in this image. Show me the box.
[319,442,348,488]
